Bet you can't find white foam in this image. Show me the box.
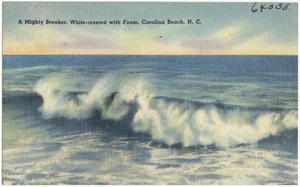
[35,73,298,147]
[133,98,297,147]
[35,72,152,120]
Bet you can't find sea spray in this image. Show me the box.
[35,72,298,147]
[35,72,153,120]
[133,98,297,147]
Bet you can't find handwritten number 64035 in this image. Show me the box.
[251,2,290,13]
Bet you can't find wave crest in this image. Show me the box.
[133,98,297,147]
[35,73,297,147]
[35,72,151,120]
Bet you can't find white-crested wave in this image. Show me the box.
[35,72,153,120]
[35,73,298,147]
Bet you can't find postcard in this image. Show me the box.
[2,1,298,185]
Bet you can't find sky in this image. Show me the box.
[2,2,298,55]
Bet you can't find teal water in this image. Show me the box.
[2,55,298,184]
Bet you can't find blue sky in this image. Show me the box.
[3,2,298,54]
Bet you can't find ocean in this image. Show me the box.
[2,55,298,184]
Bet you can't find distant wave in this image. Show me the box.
[35,73,298,147]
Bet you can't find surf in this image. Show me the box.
[34,72,298,147]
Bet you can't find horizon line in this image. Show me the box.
[2,54,298,56]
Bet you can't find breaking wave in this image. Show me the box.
[35,73,298,147]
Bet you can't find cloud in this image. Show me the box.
[3,21,296,55]
[181,24,244,54]
[3,27,67,54]
[56,29,123,51]
[180,23,297,55]
[211,25,242,42]
[231,31,297,55]
[3,27,123,54]
[112,26,196,54]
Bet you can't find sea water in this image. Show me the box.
[2,55,298,184]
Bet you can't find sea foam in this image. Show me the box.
[35,72,298,147]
